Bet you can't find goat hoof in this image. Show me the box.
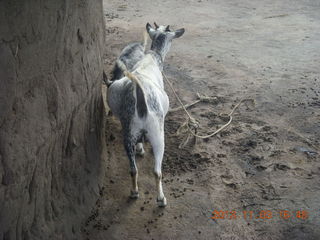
[130,190,139,199]
[157,196,167,207]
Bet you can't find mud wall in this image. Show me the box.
[0,0,105,239]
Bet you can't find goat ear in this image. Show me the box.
[146,23,153,32]
[173,28,185,38]
[165,25,170,32]
[154,22,159,29]
[146,23,156,38]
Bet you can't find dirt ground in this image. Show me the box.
[82,0,320,239]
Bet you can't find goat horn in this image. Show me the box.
[165,25,170,32]
[154,22,159,29]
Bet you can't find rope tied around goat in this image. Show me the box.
[162,72,255,148]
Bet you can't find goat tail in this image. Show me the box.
[142,30,148,52]
[116,60,148,118]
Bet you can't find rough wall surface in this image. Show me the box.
[0,0,105,239]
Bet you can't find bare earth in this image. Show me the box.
[82,0,320,239]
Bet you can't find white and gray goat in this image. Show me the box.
[107,23,185,207]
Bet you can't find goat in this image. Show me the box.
[103,33,147,87]
[107,23,185,207]
[110,32,148,82]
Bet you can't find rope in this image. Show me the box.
[162,72,255,147]
[186,99,254,139]
[164,72,193,120]
[169,93,218,113]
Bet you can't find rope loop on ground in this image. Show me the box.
[163,72,255,148]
